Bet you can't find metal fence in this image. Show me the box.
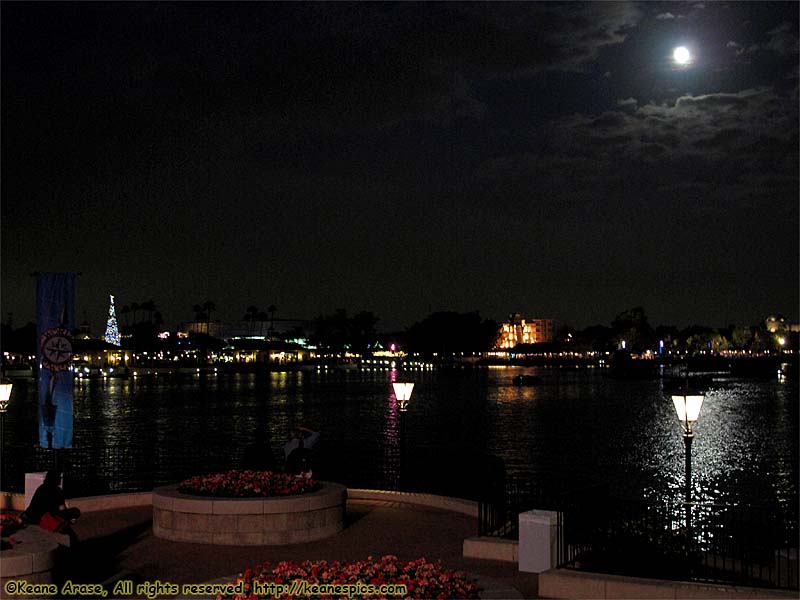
[479,478,535,538]
[477,476,610,538]
[557,495,798,590]
[0,442,502,499]
[0,443,247,497]
[478,477,798,590]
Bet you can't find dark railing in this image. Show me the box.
[479,478,798,590]
[0,442,503,500]
[478,477,529,538]
[477,475,610,538]
[0,443,247,497]
[555,494,799,590]
[0,441,394,497]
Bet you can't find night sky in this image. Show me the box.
[2,2,798,332]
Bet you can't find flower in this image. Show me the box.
[0,512,24,540]
[218,555,480,599]
[177,470,317,498]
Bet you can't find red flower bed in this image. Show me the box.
[0,512,23,537]
[177,470,316,498]
[220,555,480,599]
[1,512,24,550]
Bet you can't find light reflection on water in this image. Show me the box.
[4,367,797,513]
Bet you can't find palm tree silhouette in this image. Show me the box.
[192,304,207,333]
[141,300,156,323]
[257,311,269,336]
[267,304,277,337]
[202,300,216,335]
[244,306,259,336]
[131,302,140,324]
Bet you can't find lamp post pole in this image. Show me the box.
[683,431,693,530]
[399,409,407,490]
[0,381,13,455]
[670,385,704,534]
[392,382,414,491]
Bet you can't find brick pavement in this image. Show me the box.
[54,499,538,599]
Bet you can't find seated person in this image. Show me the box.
[284,426,320,477]
[23,470,80,542]
[283,426,320,459]
[285,447,314,476]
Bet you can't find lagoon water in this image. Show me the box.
[2,366,797,515]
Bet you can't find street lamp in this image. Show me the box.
[671,384,704,529]
[392,382,414,490]
[392,382,414,412]
[0,381,13,450]
[0,382,12,413]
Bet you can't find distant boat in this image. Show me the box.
[513,374,543,386]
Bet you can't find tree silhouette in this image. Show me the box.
[407,311,498,355]
[192,304,207,330]
[244,306,259,335]
[140,300,156,323]
[131,302,140,324]
[257,311,269,336]
[267,304,277,336]
[612,307,654,353]
[202,300,216,335]
[351,310,378,355]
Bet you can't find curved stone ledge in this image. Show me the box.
[152,482,346,545]
[0,526,62,584]
[348,488,478,517]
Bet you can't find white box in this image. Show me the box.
[519,509,559,573]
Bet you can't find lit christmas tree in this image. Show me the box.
[104,294,121,346]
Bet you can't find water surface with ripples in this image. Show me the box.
[3,367,796,514]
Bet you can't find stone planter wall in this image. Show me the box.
[0,526,63,585]
[152,482,346,545]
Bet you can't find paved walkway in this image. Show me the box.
[54,499,538,599]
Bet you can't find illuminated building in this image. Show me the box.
[765,315,800,334]
[495,314,555,349]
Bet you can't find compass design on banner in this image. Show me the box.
[40,327,73,372]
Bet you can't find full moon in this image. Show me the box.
[673,46,691,65]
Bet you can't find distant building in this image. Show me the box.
[765,315,800,333]
[225,339,311,364]
[181,321,222,338]
[495,314,556,349]
[179,319,311,342]
[219,319,311,341]
[76,321,92,340]
[72,338,126,369]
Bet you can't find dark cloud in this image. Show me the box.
[727,40,745,55]
[1,1,797,330]
[692,128,746,149]
[473,87,797,216]
[765,22,799,57]
[675,92,750,109]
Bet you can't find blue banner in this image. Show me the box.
[36,272,75,449]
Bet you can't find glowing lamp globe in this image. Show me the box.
[671,390,704,434]
[392,382,415,412]
[0,382,12,413]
